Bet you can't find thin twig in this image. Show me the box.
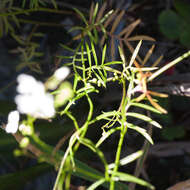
[52,129,75,156]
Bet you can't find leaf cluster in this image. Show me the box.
[1,1,190,190]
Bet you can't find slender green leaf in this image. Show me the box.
[59,43,76,52]
[100,23,106,35]
[87,178,106,190]
[108,150,144,169]
[69,26,84,33]
[78,137,108,168]
[92,3,99,24]
[91,42,98,66]
[86,42,92,69]
[148,50,190,81]
[118,46,126,63]
[130,102,162,114]
[93,28,98,45]
[73,7,88,25]
[128,123,154,144]
[103,66,122,74]
[93,70,106,87]
[101,44,107,65]
[104,61,123,66]
[126,112,162,128]
[87,30,96,42]
[96,127,121,148]
[32,138,128,189]
[76,85,95,94]
[99,10,114,24]
[131,67,158,72]
[109,171,154,190]
[90,111,120,124]
[129,40,142,67]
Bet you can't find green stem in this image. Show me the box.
[53,131,79,190]
[66,111,79,130]
[73,92,93,152]
[53,91,94,190]
[110,79,128,190]
[109,126,126,190]
[0,7,73,17]
[12,18,66,27]
[81,43,86,81]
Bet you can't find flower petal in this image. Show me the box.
[17,74,45,95]
[54,67,70,81]
[5,110,19,133]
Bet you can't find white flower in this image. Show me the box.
[15,74,55,119]
[5,110,20,133]
[17,74,45,95]
[15,93,55,118]
[54,67,70,81]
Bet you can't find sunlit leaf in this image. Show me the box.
[129,40,142,67]
[109,170,154,190]
[108,150,144,169]
[87,178,106,190]
[96,127,120,147]
[92,3,99,24]
[130,102,162,114]
[126,112,162,128]
[128,123,154,144]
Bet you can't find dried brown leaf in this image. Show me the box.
[89,2,94,24]
[149,91,168,98]
[96,2,107,23]
[127,35,155,41]
[152,55,163,67]
[104,9,119,29]
[111,37,115,60]
[119,40,126,63]
[123,19,141,39]
[100,35,106,46]
[142,45,155,66]
[124,40,143,64]
[119,19,141,37]
[111,10,125,34]
[147,94,167,114]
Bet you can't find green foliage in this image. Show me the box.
[21,0,57,9]
[158,10,181,40]
[162,126,185,141]
[0,0,20,37]
[158,0,190,47]
[1,1,190,190]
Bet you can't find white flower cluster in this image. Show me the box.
[15,74,55,119]
[4,66,70,134]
